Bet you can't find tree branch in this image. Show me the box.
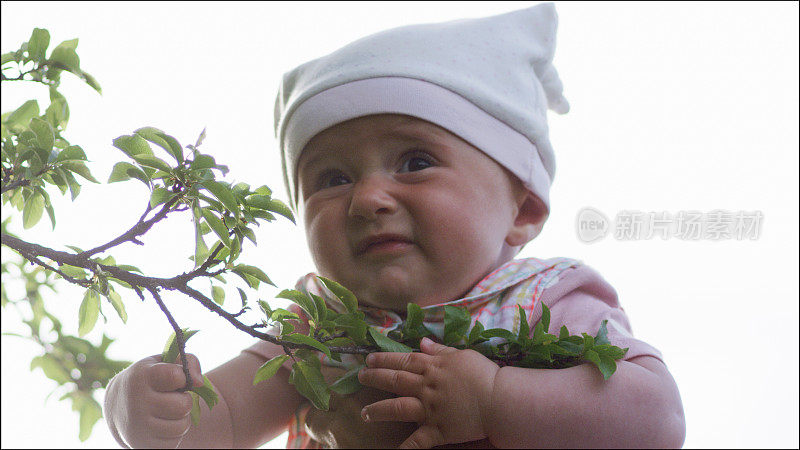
[1,232,380,356]
[0,165,52,195]
[147,287,193,391]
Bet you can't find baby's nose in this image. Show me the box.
[347,175,396,220]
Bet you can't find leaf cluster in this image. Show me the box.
[2,257,131,441]
[2,29,104,230]
[251,279,629,411]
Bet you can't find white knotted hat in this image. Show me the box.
[274,3,569,226]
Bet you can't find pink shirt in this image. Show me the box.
[243,257,662,447]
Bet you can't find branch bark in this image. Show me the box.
[1,232,379,356]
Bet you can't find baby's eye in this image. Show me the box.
[318,171,351,190]
[400,154,434,173]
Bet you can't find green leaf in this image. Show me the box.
[44,96,69,130]
[64,170,81,199]
[594,344,628,361]
[290,360,330,411]
[80,70,102,94]
[1,52,16,65]
[78,290,100,336]
[531,321,545,345]
[27,28,51,62]
[7,100,39,127]
[108,161,149,186]
[405,303,424,331]
[113,134,152,157]
[59,264,87,278]
[368,328,413,353]
[468,320,486,346]
[264,198,295,223]
[78,397,103,442]
[310,294,328,322]
[149,187,172,208]
[324,337,355,348]
[200,208,231,248]
[541,303,551,333]
[29,118,55,151]
[107,290,127,323]
[258,300,272,317]
[245,194,272,210]
[44,200,56,230]
[329,366,364,395]
[443,306,471,345]
[56,145,86,162]
[517,305,530,340]
[49,38,80,73]
[60,161,99,183]
[595,320,611,346]
[270,308,300,321]
[234,264,274,286]
[161,329,200,364]
[155,132,183,164]
[22,191,45,229]
[277,289,317,321]
[131,154,173,173]
[480,328,516,341]
[201,181,239,215]
[135,127,182,163]
[237,287,248,309]
[253,355,290,385]
[30,354,71,384]
[317,276,358,313]
[333,313,368,342]
[191,154,216,170]
[559,325,570,339]
[211,286,225,305]
[191,375,218,409]
[189,391,201,426]
[194,127,207,148]
[583,349,617,380]
[284,333,332,359]
[582,333,595,350]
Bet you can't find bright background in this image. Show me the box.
[1,2,797,448]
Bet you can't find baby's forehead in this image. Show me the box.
[303,114,453,152]
[296,115,464,175]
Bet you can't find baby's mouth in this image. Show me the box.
[357,233,414,255]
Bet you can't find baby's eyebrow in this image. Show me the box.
[383,125,446,145]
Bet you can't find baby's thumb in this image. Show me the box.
[183,353,205,387]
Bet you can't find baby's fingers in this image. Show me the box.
[399,424,444,449]
[149,391,194,420]
[361,397,425,423]
[148,353,204,392]
[358,367,423,396]
[145,414,193,442]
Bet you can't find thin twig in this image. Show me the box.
[78,194,183,258]
[148,287,192,392]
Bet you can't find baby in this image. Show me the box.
[104,4,685,448]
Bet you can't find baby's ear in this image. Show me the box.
[506,193,548,247]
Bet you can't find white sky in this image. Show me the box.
[1,2,798,448]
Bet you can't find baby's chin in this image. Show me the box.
[354,284,461,313]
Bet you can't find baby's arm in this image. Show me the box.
[487,355,684,448]
[359,340,684,449]
[104,348,302,448]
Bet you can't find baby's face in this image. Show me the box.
[297,114,528,311]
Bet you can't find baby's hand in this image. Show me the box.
[104,354,204,448]
[358,338,500,449]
